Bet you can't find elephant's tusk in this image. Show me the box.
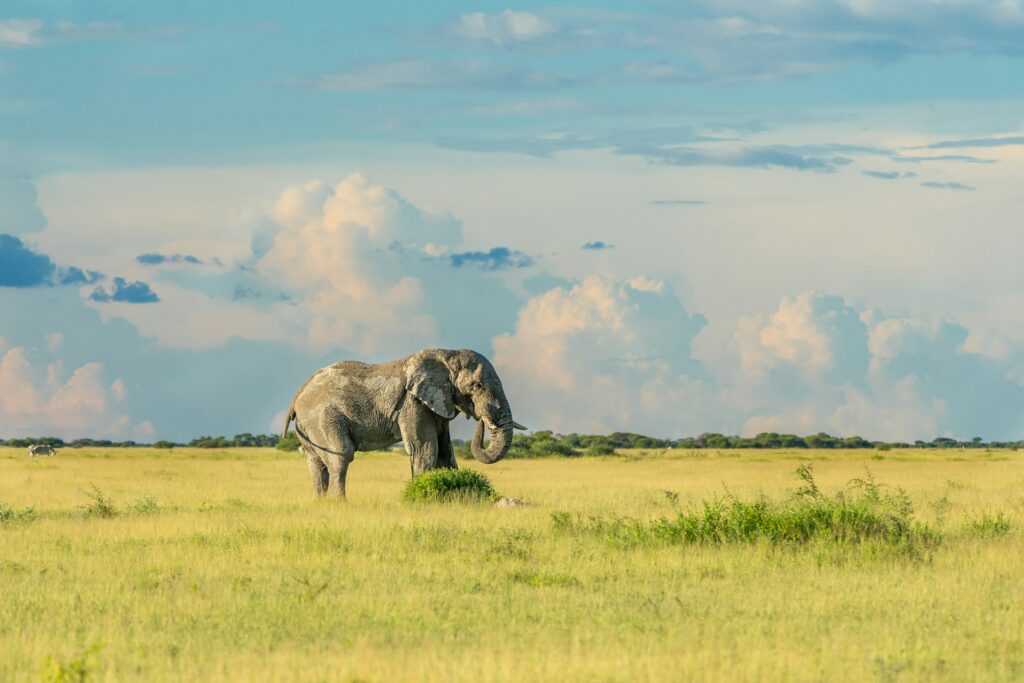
[512,421,528,431]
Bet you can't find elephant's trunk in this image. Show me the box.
[470,420,512,464]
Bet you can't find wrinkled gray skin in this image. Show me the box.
[282,348,525,499]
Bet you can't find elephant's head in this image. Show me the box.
[404,348,525,464]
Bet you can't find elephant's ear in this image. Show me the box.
[404,352,458,419]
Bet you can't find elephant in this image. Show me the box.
[27,444,56,457]
[282,348,525,499]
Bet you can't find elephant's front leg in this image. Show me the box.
[398,403,440,475]
[435,421,458,470]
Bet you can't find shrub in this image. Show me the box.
[0,502,37,524]
[965,512,1012,538]
[586,443,616,455]
[403,469,498,503]
[128,495,160,515]
[79,485,117,519]
[276,432,301,452]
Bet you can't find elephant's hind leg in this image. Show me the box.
[305,448,329,499]
[316,412,355,500]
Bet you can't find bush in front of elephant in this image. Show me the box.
[403,469,498,503]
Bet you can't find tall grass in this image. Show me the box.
[0,447,1022,682]
[552,465,936,553]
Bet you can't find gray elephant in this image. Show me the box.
[282,348,525,499]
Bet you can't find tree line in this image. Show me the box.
[3,431,1021,454]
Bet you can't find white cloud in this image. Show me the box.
[87,287,287,350]
[736,291,868,382]
[452,11,556,47]
[0,345,147,439]
[492,276,708,435]
[254,173,465,355]
[734,292,1024,441]
[0,19,42,48]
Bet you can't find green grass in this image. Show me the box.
[1,447,1023,681]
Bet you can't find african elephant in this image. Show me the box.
[282,348,525,499]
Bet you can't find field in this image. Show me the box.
[1,447,1023,682]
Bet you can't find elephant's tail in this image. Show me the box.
[282,405,296,440]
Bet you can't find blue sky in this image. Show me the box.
[2,1,1023,441]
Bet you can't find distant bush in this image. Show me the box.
[128,495,160,515]
[277,431,301,452]
[0,502,37,524]
[403,469,497,503]
[153,440,175,449]
[79,485,117,519]
[189,433,279,448]
[965,513,1012,538]
[586,443,616,455]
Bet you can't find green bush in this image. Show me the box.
[965,512,1012,538]
[403,469,498,503]
[277,432,301,452]
[0,502,37,524]
[586,443,616,455]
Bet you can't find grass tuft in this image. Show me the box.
[965,512,1012,538]
[127,495,160,515]
[402,468,498,503]
[0,502,37,524]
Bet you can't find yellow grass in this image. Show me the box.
[1,447,1023,682]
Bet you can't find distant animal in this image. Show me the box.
[282,348,525,499]
[27,444,56,457]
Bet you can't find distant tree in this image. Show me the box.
[276,431,301,452]
[153,440,175,449]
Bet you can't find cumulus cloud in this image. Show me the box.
[449,246,533,270]
[736,291,869,384]
[0,234,55,286]
[0,175,47,233]
[254,174,463,355]
[137,252,202,265]
[0,345,148,439]
[492,276,708,434]
[0,234,102,288]
[734,292,1024,441]
[89,277,159,303]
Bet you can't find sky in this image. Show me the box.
[1,1,1023,442]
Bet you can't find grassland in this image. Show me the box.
[1,446,1022,682]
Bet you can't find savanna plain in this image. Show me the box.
[1,447,1022,682]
